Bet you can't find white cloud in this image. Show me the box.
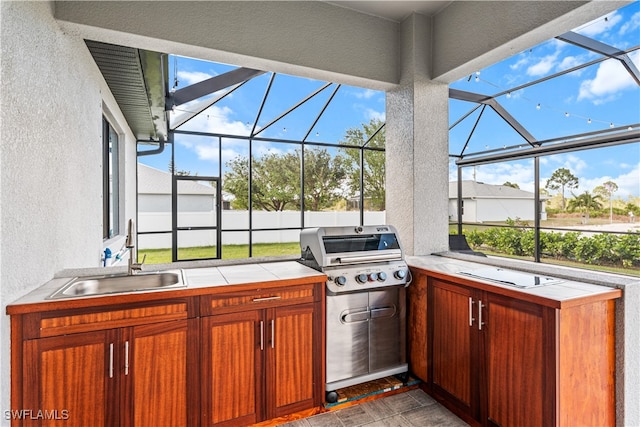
[577,51,640,103]
[577,164,640,199]
[354,89,378,99]
[509,55,530,71]
[451,158,639,200]
[620,11,640,36]
[177,70,216,86]
[574,11,622,37]
[365,108,385,122]
[526,52,560,77]
[171,104,253,162]
[455,162,536,192]
[562,154,588,174]
[558,55,584,72]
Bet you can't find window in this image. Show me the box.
[103,117,119,239]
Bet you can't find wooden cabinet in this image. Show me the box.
[14,299,197,427]
[430,279,475,417]
[22,330,112,426]
[126,320,196,427]
[200,284,323,427]
[409,267,620,427]
[8,268,325,427]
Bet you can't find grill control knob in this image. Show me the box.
[394,270,407,280]
[356,274,368,284]
[377,272,387,282]
[335,276,347,286]
[368,273,378,282]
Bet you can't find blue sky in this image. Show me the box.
[449,2,640,200]
[140,2,639,201]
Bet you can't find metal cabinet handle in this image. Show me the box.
[109,343,114,378]
[370,305,396,319]
[478,301,485,331]
[271,319,275,349]
[260,320,264,350]
[124,341,130,375]
[252,296,282,302]
[341,309,370,323]
[469,297,475,327]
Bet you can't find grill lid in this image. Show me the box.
[299,225,404,270]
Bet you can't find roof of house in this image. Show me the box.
[449,180,547,199]
[138,163,216,195]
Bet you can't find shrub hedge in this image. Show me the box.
[462,225,640,269]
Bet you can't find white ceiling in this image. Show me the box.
[326,1,453,22]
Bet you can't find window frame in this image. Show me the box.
[102,116,120,240]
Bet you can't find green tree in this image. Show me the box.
[255,151,300,211]
[223,152,299,211]
[545,168,579,211]
[624,202,640,216]
[223,156,250,210]
[223,148,348,211]
[568,191,602,224]
[303,148,348,211]
[503,181,520,189]
[594,181,618,223]
[168,159,192,176]
[339,118,386,211]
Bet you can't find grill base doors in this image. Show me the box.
[325,287,407,391]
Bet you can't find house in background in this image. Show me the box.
[449,180,547,223]
[138,164,217,216]
[138,164,218,248]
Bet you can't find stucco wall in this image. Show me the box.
[0,2,135,423]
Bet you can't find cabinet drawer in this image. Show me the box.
[25,300,192,338]
[201,284,316,315]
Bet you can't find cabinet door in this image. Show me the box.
[483,293,546,427]
[429,279,475,416]
[22,330,114,426]
[125,320,192,427]
[266,303,317,419]
[201,311,263,427]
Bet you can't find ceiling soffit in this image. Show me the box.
[86,40,168,142]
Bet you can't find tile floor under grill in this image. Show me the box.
[280,389,467,427]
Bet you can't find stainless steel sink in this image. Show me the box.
[47,270,187,299]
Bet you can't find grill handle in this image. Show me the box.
[336,253,401,264]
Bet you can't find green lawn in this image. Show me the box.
[139,242,301,264]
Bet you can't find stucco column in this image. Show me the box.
[386,13,449,256]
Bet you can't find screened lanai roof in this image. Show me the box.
[449,2,639,165]
[86,3,639,157]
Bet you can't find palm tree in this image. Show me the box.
[567,191,602,224]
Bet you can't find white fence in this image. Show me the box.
[138,210,386,249]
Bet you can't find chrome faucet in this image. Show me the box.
[126,219,145,275]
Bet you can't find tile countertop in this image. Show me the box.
[407,253,629,308]
[6,260,327,314]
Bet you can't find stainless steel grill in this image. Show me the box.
[299,225,410,403]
